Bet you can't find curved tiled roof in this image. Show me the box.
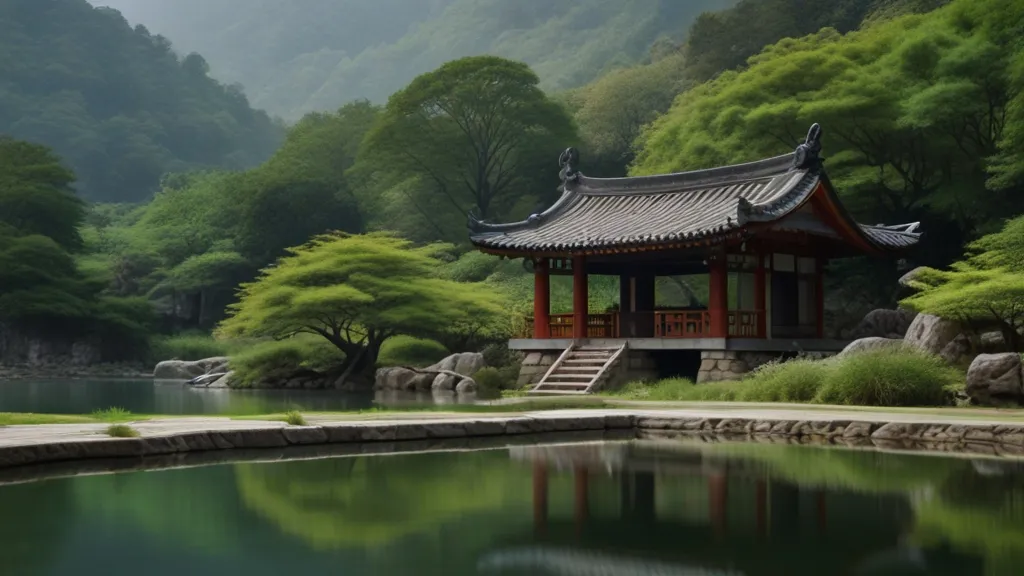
[468,125,921,255]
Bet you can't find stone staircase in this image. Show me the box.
[528,344,627,395]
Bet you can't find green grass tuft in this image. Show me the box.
[106,424,140,438]
[283,410,307,426]
[90,407,133,422]
[609,348,964,408]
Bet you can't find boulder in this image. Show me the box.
[374,352,485,394]
[898,267,927,289]
[850,309,917,339]
[208,371,234,388]
[979,331,1008,354]
[153,357,229,380]
[839,337,905,357]
[966,353,1024,406]
[455,378,478,394]
[940,333,973,365]
[904,314,961,356]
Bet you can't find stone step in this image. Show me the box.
[528,390,589,395]
[563,359,607,364]
[546,375,595,381]
[534,383,591,390]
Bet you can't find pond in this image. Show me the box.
[1,438,1021,575]
[0,378,462,415]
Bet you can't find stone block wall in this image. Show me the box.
[516,352,561,387]
[696,350,836,383]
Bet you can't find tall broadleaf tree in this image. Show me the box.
[355,56,577,242]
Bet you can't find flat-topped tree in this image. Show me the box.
[217,233,505,385]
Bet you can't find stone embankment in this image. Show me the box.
[3,408,1024,471]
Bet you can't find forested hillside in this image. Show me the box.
[0,0,283,203]
[89,0,737,119]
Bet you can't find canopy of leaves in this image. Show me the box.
[217,233,505,372]
[635,0,1024,272]
[0,138,154,353]
[903,214,1024,348]
[90,0,733,120]
[355,56,577,244]
[0,0,283,202]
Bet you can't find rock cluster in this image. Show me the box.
[967,353,1024,405]
[153,357,230,380]
[375,352,485,394]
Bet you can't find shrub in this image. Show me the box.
[472,366,521,399]
[149,333,231,363]
[377,336,449,368]
[106,424,139,438]
[740,359,831,403]
[815,348,959,407]
[613,378,742,402]
[283,410,307,426]
[91,407,132,422]
[229,336,345,387]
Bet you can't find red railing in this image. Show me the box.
[525,310,764,339]
[549,314,617,338]
[655,311,710,338]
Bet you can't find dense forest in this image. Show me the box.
[4,0,1022,388]
[88,0,737,119]
[0,0,283,203]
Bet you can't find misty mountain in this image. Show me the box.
[0,0,283,202]
[88,0,736,120]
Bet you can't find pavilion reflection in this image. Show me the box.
[479,441,985,576]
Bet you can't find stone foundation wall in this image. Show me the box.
[696,351,835,383]
[516,352,561,387]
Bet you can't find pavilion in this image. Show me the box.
[468,125,921,392]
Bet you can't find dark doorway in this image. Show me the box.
[650,350,702,381]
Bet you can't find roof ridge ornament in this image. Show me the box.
[559,147,580,184]
[793,123,823,169]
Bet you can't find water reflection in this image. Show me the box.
[0,440,1020,575]
[0,379,376,414]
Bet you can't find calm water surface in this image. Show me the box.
[0,379,458,414]
[1,439,1021,575]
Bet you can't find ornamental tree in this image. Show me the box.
[902,215,1024,351]
[217,233,505,384]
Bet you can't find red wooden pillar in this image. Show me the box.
[574,465,589,537]
[572,255,588,340]
[709,257,728,338]
[709,473,728,538]
[533,462,548,536]
[533,258,551,339]
[754,254,767,338]
[815,258,826,338]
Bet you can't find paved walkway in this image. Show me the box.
[2,404,1024,448]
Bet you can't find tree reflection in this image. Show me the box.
[235,451,532,549]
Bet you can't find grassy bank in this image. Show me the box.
[607,348,964,407]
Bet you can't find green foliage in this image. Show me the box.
[227,337,344,387]
[635,0,1024,279]
[106,424,140,438]
[149,333,232,362]
[903,215,1024,349]
[471,366,521,398]
[283,411,307,426]
[355,56,577,245]
[377,336,450,368]
[815,348,959,406]
[613,348,960,407]
[100,0,732,119]
[0,138,84,251]
[219,233,503,382]
[742,360,832,403]
[90,407,133,422]
[0,0,282,202]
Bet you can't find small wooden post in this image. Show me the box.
[534,258,551,339]
[815,258,826,338]
[754,254,767,338]
[709,256,728,338]
[572,255,589,339]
